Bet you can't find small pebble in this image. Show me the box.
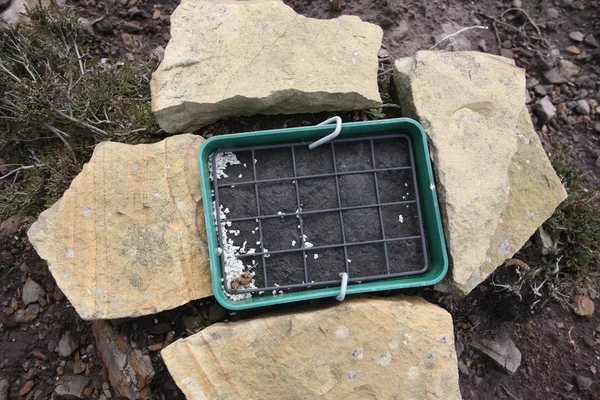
[569,31,584,42]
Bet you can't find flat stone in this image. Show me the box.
[584,34,599,48]
[58,332,78,358]
[472,333,521,374]
[569,31,584,42]
[566,45,581,55]
[28,135,211,319]
[394,51,566,295]
[534,96,557,122]
[93,320,154,398]
[546,7,559,18]
[575,99,590,115]
[151,0,382,133]
[533,84,548,96]
[53,375,89,398]
[22,279,45,305]
[162,296,461,399]
[543,68,568,84]
[558,59,581,78]
[576,375,593,391]
[0,215,25,236]
[0,378,9,400]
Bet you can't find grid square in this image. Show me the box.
[306,248,346,283]
[237,255,265,289]
[342,208,382,243]
[381,204,421,238]
[224,220,260,255]
[295,145,334,176]
[376,170,415,204]
[388,239,426,274]
[258,181,298,215]
[298,177,338,211]
[339,173,377,207]
[347,244,387,278]
[255,148,294,180]
[373,137,411,168]
[217,185,257,219]
[261,217,301,251]
[214,151,254,184]
[302,212,343,246]
[266,252,305,287]
[334,141,373,172]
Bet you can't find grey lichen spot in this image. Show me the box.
[346,370,361,383]
[336,325,349,340]
[66,247,74,259]
[121,224,172,268]
[129,274,148,291]
[437,335,449,345]
[408,366,420,378]
[425,353,435,360]
[108,171,117,180]
[351,347,364,360]
[83,206,93,218]
[377,351,392,366]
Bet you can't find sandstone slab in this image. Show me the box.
[394,51,566,295]
[151,0,383,133]
[162,296,461,400]
[28,134,212,319]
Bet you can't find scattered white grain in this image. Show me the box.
[404,183,408,187]
[314,254,319,259]
[292,240,296,246]
[208,152,241,181]
[304,242,314,248]
[238,174,243,179]
[347,259,352,263]
[399,215,404,223]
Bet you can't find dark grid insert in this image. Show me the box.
[212,133,429,295]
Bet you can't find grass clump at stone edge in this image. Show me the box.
[0,5,161,219]
[543,155,600,288]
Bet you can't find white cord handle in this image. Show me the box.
[336,272,348,301]
[309,116,342,149]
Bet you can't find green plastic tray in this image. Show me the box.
[198,118,447,310]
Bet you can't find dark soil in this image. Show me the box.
[1,0,598,398]
[215,135,426,292]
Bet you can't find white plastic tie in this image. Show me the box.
[336,272,348,301]
[309,116,342,149]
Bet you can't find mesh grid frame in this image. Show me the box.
[212,133,429,295]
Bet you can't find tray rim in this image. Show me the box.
[198,117,448,310]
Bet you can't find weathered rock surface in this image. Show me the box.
[394,51,566,295]
[28,134,212,319]
[93,320,154,399]
[151,0,383,133]
[472,333,521,374]
[162,296,461,400]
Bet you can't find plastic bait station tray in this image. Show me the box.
[198,118,448,310]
